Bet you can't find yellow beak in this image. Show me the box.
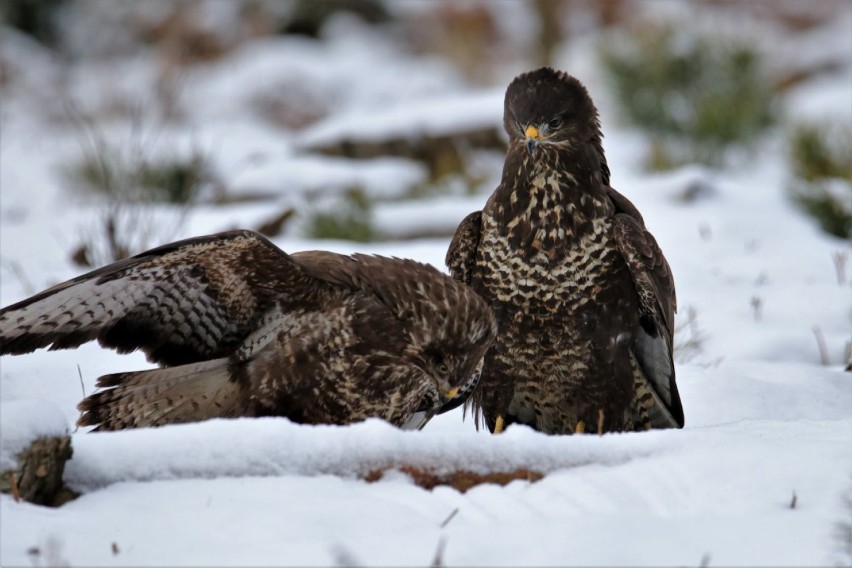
[445,387,460,399]
[524,126,540,155]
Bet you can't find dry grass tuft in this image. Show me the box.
[365,466,544,493]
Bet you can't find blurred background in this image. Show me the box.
[1,0,849,269]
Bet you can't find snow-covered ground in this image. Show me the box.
[1,4,851,566]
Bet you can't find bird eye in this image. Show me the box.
[548,118,563,130]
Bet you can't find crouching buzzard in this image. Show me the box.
[446,67,684,435]
[0,230,496,431]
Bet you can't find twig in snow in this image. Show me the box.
[750,296,763,322]
[834,482,852,565]
[699,552,711,567]
[833,250,849,286]
[440,508,459,528]
[74,365,87,433]
[8,472,20,503]
[77,365,86,399]
[330,544,363,567]
[790,491,798,509]
[431,536,447,568]
[674,306,706,363]
[812,326,830,366]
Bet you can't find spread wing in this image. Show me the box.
[446,210,482,285]
[610,188,684,428]
[0,230,321,366]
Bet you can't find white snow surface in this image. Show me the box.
[297,89,505,149]
[0,399,69,470]
[2,6,852,567]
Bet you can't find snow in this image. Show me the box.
[0,400,69,470]
[297,89,504,149]
[2,3,852,567]
[3,408,851,566]
[230,154,428,201]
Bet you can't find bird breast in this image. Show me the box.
[480,214,615,312]
[477,164,625,322]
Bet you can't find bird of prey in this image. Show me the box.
[0,230,496,431]
[446,67,684,435]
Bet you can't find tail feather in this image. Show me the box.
[78,359,242,431]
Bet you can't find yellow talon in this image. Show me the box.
[493,415,505,434]
[575,421,586,434]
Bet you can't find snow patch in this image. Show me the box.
[0,400,70,470]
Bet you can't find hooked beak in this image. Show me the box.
[524,125,540,156]
[435,385,465,414]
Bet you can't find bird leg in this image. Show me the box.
[597,409,605,435]
[493,415,505,434]
[575,420,585,434]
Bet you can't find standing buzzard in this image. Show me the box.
[446,68,684,435]
[0,230,496,431]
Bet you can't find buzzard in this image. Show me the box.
[0,230,496,431]
[446,67,684,435]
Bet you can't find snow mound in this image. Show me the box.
[298,90,504,148]
[65,417,667,493]
[0,399,69,470]
[59,361,852,495]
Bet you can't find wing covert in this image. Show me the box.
[612,210,683,428]
[446,210,483,285]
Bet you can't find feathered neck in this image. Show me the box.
[496,137,608,205]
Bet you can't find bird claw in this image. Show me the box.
[575,420,585,434]
[493,414,505,434]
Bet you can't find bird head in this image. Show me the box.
[422,346,488,413]
[369,256,496,412]
[503,67,601,157]
[409,279,496,413]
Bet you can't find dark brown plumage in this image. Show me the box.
[446,67,684,435]
[0,230,496,431]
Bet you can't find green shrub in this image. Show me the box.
[790,124,852,182]
[600,24,777,169]
[307,188,376,242]
[135,154,211,204]
[72,149,213,205]
[789,181,851,239]
[788,123,852,239]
